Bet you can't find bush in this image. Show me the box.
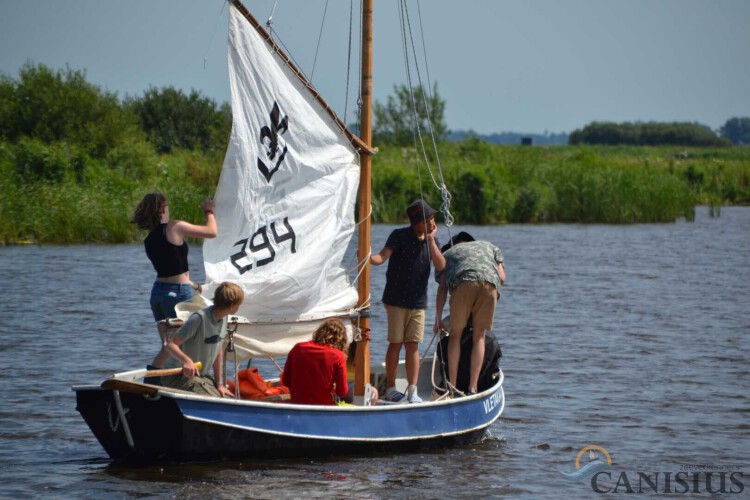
[12,137,91,183]
[125,87,231,155]
[0,62,140,158]
[104,138,159,180]
[719,117,750,145]
[371,157,423,222]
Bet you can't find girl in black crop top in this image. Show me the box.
[131,192,218,370]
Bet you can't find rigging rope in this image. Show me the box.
[266,27,310,81]
[396,1,427,227]
[415,1,433,98]
[310,0,330,83]
[412,0,453,228]
[263,2,312,82]
[397,0,455,232]
[265,0,280,29]
[201,1,227,71]
[343,0,354,125]
[355,0,363,136]
[261,0,361,143]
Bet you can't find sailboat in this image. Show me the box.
[73,0,504,462]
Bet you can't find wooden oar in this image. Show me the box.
[100,362,205,395]
[143,361,202,378]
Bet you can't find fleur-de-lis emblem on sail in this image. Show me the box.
[257,101,289,182]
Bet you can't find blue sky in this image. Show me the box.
[1,0,748,135]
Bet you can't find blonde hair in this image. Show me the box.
[312,318,348,352]
[131,192,166,230]
[213,282,244,309]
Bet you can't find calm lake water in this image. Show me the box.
[1,207,748,498]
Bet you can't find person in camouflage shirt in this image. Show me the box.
[434,232,505,394]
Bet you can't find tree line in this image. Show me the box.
[568,121,747,147]
[2,62,748,185]
[0,63,231,185]
[1,63,748,244]
[371,83,749,148]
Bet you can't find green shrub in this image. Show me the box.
[0,63,140,158]
[125,87,231,155]
[104,138,159,180]
[12,137,91,183]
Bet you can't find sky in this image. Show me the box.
[1,0,749,135]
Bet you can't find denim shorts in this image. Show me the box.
[150,282,193,321]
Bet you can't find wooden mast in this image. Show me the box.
[354,0,373,397]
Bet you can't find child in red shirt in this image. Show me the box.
[282,319,352,405]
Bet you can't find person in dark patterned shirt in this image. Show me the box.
[434,232,505,395]
[371,200,445,403]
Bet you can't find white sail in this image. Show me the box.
[201,5,360,355]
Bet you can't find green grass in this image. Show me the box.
[371,143,750,224]
[0,142,217,244]
[1,142,749,244]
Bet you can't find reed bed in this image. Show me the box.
[0,146,215,244]
[372,143,749,224]
[1,143,748,244]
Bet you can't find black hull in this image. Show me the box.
[75,387,490,463]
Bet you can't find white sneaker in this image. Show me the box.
[406,385,422,403]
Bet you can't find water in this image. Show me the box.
[1,207,748,498]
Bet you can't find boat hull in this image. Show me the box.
[74,378,504,462]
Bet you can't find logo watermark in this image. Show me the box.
[560,445,745,494]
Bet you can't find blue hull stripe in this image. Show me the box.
[171,383,504,441]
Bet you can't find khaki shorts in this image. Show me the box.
[386,305,425,344]
[449,281,498,334]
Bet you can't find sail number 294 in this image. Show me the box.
[230,217,297,274]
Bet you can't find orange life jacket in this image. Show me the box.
[226,367,290,399]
